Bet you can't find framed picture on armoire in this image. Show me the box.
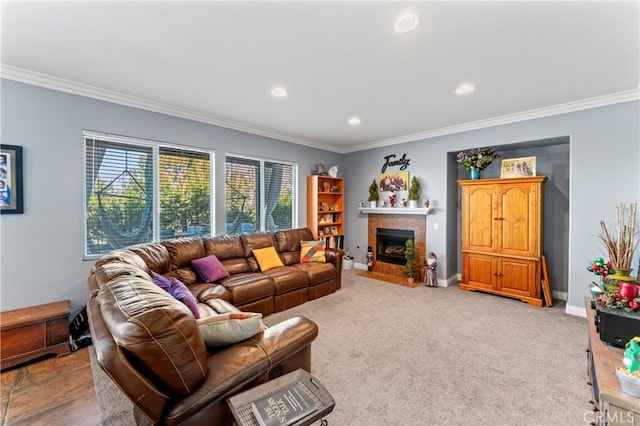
[500,156,536,178]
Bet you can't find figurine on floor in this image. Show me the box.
[425,252,439,287]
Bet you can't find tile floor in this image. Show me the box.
[1,348,100,425]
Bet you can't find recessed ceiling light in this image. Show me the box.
[456,84,475,95]
[348,117,361,125]
[394,14,419,33]
[271,87,287,98]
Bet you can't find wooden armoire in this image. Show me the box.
[459,176,547,307]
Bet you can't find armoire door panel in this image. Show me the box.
[462,184,496,252]
[498,258,537,298]
[464,253,495,290]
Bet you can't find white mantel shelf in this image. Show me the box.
[358,207,432,215]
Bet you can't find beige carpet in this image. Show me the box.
[91,269,592,425]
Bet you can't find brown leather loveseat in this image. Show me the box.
[87,227,342,425]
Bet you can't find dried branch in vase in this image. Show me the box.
[597,202,638,271]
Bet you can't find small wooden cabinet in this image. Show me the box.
[459,177,546,306]
[307,176,344,246]
[586,298,640,425]
[1,300,70,370]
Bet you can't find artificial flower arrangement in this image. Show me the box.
[456,147,501,171]
[596,290,640,312]
[588,257,640,312]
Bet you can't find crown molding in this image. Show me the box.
[342,88,640,153]
[3,65,638,155]
[0,65,340,153]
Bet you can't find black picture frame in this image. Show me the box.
[0,144,24,214]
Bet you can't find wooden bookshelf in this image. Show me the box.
[307,176,344,248]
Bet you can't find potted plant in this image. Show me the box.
[368,180,379,208]
[456,147,500,179]
[404,239,417,283]
[408,176,420,208]
[616,336,640,397]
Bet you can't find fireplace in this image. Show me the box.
[376,228,414,266]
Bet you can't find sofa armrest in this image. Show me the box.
[325,247,344,289]
[87,298,171,425]
[159,316,319,425]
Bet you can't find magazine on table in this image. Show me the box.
[251,381,317,426]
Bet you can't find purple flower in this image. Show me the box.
[456,147,500,171]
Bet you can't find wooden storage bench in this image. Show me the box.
[1,300,70,370]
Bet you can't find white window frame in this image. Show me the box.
[225,152,298,233]
[83,130,215,259]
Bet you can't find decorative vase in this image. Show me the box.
[369,200,377,208]
[609,269,636,282]
[408,200,418,209]
[469,168,480,180]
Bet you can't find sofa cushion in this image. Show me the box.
[275,228,314,252]
[203,235,252,275]
[294,262,337,285]
[191,254,229,283]
[94,260,151,291]
[94,249,149,272]
[264,266,310,294]
[300,240,326,263]
[98,276,208,396]
[276,228,314,266]
[128,243,172,274]
[197,312,265,347]
[241,232,278,272]
[163,238,206,270]
[169,278,201,319]
[252,247,284,272]
[218,272,275,305]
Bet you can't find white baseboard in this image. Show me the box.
[566,304,587,317]
[352,268,581,315]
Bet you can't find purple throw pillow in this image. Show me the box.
[151,271,172,292]
[169,277,201,319]
[191,254,230,283]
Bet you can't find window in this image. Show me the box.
[225,155,296,234]
[84,131,213,257]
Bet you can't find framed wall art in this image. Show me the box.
[379,171,409,192]
[0,144,24,214]
[500,156,536,178]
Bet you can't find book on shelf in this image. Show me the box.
[251,381,317,426]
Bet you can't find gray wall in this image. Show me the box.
[1,78,638,316]
[0,79,342,314]
[343,101,639,314]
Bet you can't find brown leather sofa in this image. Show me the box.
[87,227,342,425]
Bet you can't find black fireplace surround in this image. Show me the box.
[376,228,414,265]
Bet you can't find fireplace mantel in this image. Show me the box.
[358,207,432,215]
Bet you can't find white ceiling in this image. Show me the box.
[2,1,639,153]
